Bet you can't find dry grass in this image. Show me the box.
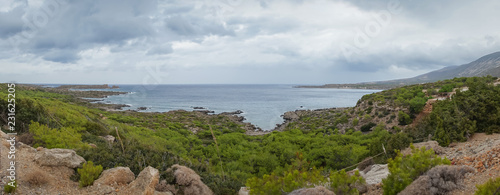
[26,170,49,186]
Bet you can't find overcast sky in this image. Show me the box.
[1,0,499,84]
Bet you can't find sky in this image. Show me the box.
[0,0,500,84]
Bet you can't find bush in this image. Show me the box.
[382,144,450,195]
[29,121,83,149]
[386,132,412,157]
[361,122,376,132]
[3,180,16,193]
[475,177,500,195]
[398,111,412,125]
[353,118,359,126]
[409,97,427,114]
[77,161,103,188]
[330,169,365,195]
[246,153,326,195]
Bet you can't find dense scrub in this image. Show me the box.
[411,76,500,146]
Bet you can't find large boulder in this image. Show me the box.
[399,165,474,195]
[94,167,135,186]
[362,164,389,185]
[288,186,336,195]
[35,148,85,168]
[170,164,214,195]
[120,166,160,195]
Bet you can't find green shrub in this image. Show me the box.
[398,111,412,125]
[77,161,103,188]
[330,169,365,195]
[246,153,326,194]
[361,122,376,132]
[29,121,84,149]
[409,97,427,114]
[386,132,412,157]
[475,177,500,195]
[3,180,16,193]
[382,144,450,195]
[353,118,359,126]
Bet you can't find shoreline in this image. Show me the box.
[42,84,366,133]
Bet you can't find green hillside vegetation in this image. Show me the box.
[1,76,499,194]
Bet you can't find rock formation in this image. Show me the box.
[34,148,86,168]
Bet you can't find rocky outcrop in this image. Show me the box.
[94,167,135,186]
[401,141,444,156]
[238,187,249,195]
[35,148,86,168]
[288,186,336,195]
[169,164,214,195]
[120,166,160,195]
[282,111,300,121]
[361,164,389,185]
[101,135,115,143]
[399,165,474,195]
[220,110,244,115]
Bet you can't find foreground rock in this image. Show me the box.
[120,166,160,195]
[399,165,474,195]
[94,167,135,186]
[288,186,336,195]
[168,164,214,195]
[35,148,86,168]
[361,164,390,185]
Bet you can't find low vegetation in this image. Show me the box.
[382,144,450,195]
[1,76,498,194]
[78,161,103,188]
[475,177,500,195]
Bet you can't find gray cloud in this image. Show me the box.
[0,0,500,84]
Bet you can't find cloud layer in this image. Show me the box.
[1,0,500,84]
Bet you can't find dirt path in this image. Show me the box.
[411,99,436,127]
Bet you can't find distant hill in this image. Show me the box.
[298,51,500,89]
[396,51,500,84]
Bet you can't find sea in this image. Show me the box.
[61,84,381,130]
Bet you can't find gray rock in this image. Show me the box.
[120,166,160,195]
[35,148,86,168]
[362,164,389,185]
[238,187,249,195]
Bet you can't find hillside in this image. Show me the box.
[299,51,500,89]
[1,77,500,194]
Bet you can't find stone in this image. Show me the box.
[94,167,135,186]
[362,164,389,185]
[35,148,85,168]
[170,164,214,195]
[288,186,336,195]
[102,135,115,143]
[120,166,160,195]
[238,187,249,195]
[36,147,44,151]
